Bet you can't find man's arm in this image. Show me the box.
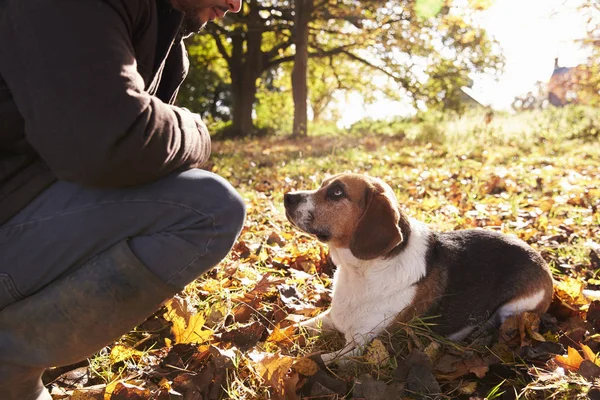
[0,0,209,187]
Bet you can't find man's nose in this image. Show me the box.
[227,0,242,13]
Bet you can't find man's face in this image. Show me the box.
[171,0,242,35]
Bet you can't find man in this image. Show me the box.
[0,0,244,399]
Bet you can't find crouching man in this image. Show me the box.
[0,1,244,399]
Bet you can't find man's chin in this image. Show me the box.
[181,17,207,37]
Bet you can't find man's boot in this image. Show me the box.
[0,241,178,400]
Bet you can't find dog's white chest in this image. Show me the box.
[328,248,423,338]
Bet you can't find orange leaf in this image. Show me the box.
[555,347,584,371]
[267,324,298,347]
[581,343,599,366]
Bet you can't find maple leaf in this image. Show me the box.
[163,297,213,344]
[555,347,584,371]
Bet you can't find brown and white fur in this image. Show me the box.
[284,173,554,364]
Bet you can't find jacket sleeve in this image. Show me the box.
[0,0,210,187]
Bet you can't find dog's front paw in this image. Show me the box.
[299,310,334,334]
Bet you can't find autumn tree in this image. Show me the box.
[180,0,503,137]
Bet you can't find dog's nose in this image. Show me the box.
[284,193,303,208]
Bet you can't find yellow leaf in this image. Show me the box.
[555,347,584,371]
[105,381,150,399]
[555,277,588,306]
[458,381,477,395]
[158,378,172,391]
[180,313,213,344]
[581,343,599,366]
[291,357,319,377]
[424,341,442,363]
[104,380,120,400]
[267,324,298,346]
[109,344,145,364]
[163,297,213,344]
[249,351,295,399]
[365,338,390,366]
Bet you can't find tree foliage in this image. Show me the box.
[578,0,600,106]
[179,0,504,136]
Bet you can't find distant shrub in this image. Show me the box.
[347,117,409,137]
[410,121,446,145]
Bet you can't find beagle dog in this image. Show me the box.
[284,173,553,364]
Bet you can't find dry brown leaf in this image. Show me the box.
[282,371,301,400]
[220,321,266,350]
[555,346,584,371]
[243,273,286,302]
[435,354,489,380]
[70,386,104,400]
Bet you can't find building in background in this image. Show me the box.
[548,57,591,106]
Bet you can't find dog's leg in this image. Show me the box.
[299,309,335,335]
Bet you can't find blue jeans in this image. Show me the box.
[0,169,246,310]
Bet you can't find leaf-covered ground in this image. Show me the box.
[44,108,600,399]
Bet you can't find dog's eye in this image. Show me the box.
[327,185,345,200]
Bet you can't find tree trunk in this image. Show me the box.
[229,2,263,137]
[292,0,312,137]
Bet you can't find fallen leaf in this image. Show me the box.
[581,343,599,366]
[435,353,489,380]
[291,357,319,377]
[105,380,150,400]
[220,321,266,351]
[70,386,104,400]
[109,345,145,364]
[353,373,406,400]
[267,231,286,247]
[458,381,477,395]
[267,323,298,347]
[249,351,295,400]
[365,338,390,366]
[555,346,584,371]
[555,277,588,307]
[578,360,600,381]
[423,341,442,363]
[163,298,213,344]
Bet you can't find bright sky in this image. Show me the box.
[470,0,589,109]
[337,0,590,127]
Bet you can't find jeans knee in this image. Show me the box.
[214,178,246,242]
[177,169,246,256]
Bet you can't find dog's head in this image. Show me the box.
[284,173,404,260]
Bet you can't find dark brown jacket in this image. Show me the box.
[0,0,210,225]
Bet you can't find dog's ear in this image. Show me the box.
[350,185,403,260]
